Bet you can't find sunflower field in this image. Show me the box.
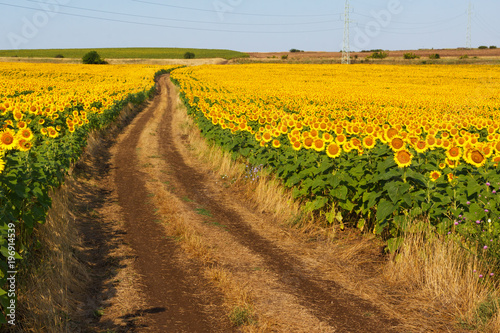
[0,62,177,321]
[171,64,500,255]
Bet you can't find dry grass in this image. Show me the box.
[383,230,500,332]
[15,178,88,333]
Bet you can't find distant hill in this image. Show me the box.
[0,47,249,60]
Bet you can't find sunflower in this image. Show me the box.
[343,142,354,153]
[336,134,347,145]
[322,132,334,142]
[0,129,16,150]
[495,141,500,153]
[493,155,500,167]
[466,149,486,167]
[439,162,446,169]
[386,127,398,140]
[445,158,458,169]
[429,170,441,182]
[47,127,58,138]
[17,128,34,141]
[313,138,325,152]
[426,135,437,149]
[394,149,413,168]
[17,139,32,152]
[446,146,461,161]
[389,137,405,152]
[262,132,272,143]
[414,140,428,153]
[292,141,302,151]
[447,173,456,183]
[303,137,314,150]
[482,145,494,158]
[17,121,27,129]
[362,136,376,149]
[272,139,281,148]
[326,142,341,158]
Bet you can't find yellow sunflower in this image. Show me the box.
[272,139,281,148]
[429,170,441,182]
[326,142,341,158]
[394,149,413,168]
[362,136,376,149]
[313,138,325,152]
[0,129,17,150]
[292,141,302,151]
[303,137,314,150]
[466,149,486,168]
[389,137,405,152]
[445,146,461,161]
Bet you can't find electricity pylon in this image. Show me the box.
[341,0,351,64]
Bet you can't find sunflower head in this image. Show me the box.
[362,136,376,149]
[390,137,405,151]
[446,146,461,161]
[313,139,325,152]
[430,170,441,182]
[326,142,341,158]
[0,129,16,150]
[303,137,314,149]
[394,149,413,168]
[467,149,486,168]
[292,141,302,151]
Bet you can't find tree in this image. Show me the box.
[82,51,107,64]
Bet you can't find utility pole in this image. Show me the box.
[466,0,472,49]
[341,0,350,64]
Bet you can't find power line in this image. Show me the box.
[132,0,342,18]
[24,0,339,27]
[0,2,342,34]
[350,11,467,26]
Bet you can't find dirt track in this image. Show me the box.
[75,75,400,332]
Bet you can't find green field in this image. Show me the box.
[0,47,249,60]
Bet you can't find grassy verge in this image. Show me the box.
[0,47,249,60]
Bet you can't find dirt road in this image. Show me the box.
[76,75,399,332]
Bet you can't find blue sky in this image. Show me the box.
[0,0,498,52]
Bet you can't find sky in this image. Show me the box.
[0,0,499,52]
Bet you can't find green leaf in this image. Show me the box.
[467,178,481,197]
[385,182,411,204]
[305,196,329,212]
[285,174,301,187]
[387,237,404,253]
[338,199,355,212]
[376,199,396,222]
[357,218,366,231]
[332,186,348,201]
[363,191,380,209]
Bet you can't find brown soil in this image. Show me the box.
[248,48,500,60]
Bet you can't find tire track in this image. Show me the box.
[113,76,233,332]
